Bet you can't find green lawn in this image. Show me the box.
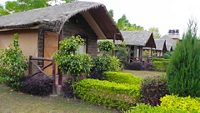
[0,84,119,113]
[124,70,166,79]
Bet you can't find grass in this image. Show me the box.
[124,70,166,79]
[0,84,119,113]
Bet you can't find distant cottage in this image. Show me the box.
[116,31,156,62]
[0,1,123,59]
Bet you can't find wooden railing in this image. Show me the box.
[28,56,57,94]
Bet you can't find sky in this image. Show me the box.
[0,0,199,36]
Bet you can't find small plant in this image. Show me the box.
[93,55,121,73]
[20,73,53,96]
[152,58,169,72]
[167,21,200,97]
[98,40,115,55]
[0,34,27,90]
[141,77,169,106]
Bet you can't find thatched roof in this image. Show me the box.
[161,35,179,51]
[116,31,156,48]
[154,39,167,51]
[0,1,122,40]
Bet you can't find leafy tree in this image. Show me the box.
[167,21,200,97]
[0,0,75,15]
[117,14,144,31]
[148,27,161,39]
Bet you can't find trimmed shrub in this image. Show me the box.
[0,34,27,90]
[74,79,141,110]
[152,58,169,72]
[167,22,200,97]
[160,95,200,113]
[125,61,143,70]
[124,104,188,113]
[20,73,53,96]
[141,77,169,106]
[103,72,141,85]
[125,95,200,113]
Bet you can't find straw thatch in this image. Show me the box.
[0,1,122,40]
[116,31,156,48]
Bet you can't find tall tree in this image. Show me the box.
[0,5,9,15]
[148,27,161,39]
[117,14,143,31]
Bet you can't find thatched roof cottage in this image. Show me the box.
[116,31,156,62]
[0,1,123,59]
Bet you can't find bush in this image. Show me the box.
[0,34,27,90]
[55,36,93,81]
[74,79,141,110]
[93,55,121,73]
[0,76,6,84]
[167,22,200,97]
[141,77,169,106]
[125,61,143,70]
[124,104,188,113]
[160,95,200,113]
[98,40,115,55]
[62,80,74,98]
[125,95,200,113]
[103,72,141,85]
[20,73,53,96]
[152,58,169,72]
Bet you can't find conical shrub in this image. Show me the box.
[167,22,200,97]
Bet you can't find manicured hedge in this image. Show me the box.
[124,104,187,113]
[74,79,141,110]
[125,95,200,113]
[160,95,200,112]
[152,58,170,72]
[103,72,141,85]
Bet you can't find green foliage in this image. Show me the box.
[117,14,144,31]
[103,72,141,85]
[160,95,200,113]
[59,36,84,54]
[115,43,129,64]
[124,104,188,113]
[0,76,6,84]
[0,0,75,15]
[93,55,121,73]
[0,34,27,89]
[163,52,173,59]
[125,95,200,113]
[98,40,115,55]
[4,0,48,14]
[74,79,141,110]
[167,21,200,97]
[148,27,161,39]
[152,58,170,72]
[55,36,92,81]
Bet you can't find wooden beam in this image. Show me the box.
[81,11,106,39]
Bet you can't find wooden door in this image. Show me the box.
[44,32,58,75]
